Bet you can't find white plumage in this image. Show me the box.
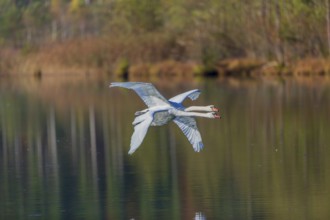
[110,82,220,154]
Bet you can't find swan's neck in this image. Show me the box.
[171,109,212,118]
[185,112,211,118]
[185,106,211,112]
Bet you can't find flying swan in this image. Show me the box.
[110,82,220,154]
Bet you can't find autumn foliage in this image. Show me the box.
[1,0,330,76]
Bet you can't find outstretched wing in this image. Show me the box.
[129,113,153,154]
[173,116,204,152]
[110,82,169,107]
[169,89,201,104]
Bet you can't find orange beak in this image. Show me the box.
[214,113,221,119]
[211,107,219,112]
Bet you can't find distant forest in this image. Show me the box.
[1,0,330,64]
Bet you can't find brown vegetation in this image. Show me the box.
[2,34,187,76]
[125,58,330,79]
[2,0,330,79]
[291,58,330,76]
[3,48,330,79]
[0,49,19,75]
[2,38,330,79]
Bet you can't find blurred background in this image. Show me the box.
[1,0,330,76]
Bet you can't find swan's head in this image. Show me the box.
[208,105,219,112]
[207,112,221,119]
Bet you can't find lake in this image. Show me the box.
[0,76,330,219]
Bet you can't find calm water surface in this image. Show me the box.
[0,77,330,219]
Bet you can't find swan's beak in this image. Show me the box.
[211,107,219,112]
[214,113,221,119]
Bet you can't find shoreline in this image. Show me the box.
[5,58,330,79]
[1,47,330,79]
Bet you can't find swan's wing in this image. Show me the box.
[169,89,201,104]
[110,82,169,107]
[129,113,153,154]
[173,116,204,152]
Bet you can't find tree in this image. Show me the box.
[0,0,22,46]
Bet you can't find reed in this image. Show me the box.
[3,36,330,78]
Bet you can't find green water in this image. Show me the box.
[0,77,329,219]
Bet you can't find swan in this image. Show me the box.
[110,82,220,154]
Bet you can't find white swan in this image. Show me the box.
[110,82,220,154]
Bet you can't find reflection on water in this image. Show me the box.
[0,77,330,219]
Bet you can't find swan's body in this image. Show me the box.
[110,82,220,154]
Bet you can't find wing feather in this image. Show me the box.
[110,82,169,107]
[169,89,201,104]
[129,113,153,154]
[173,116,204,152]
